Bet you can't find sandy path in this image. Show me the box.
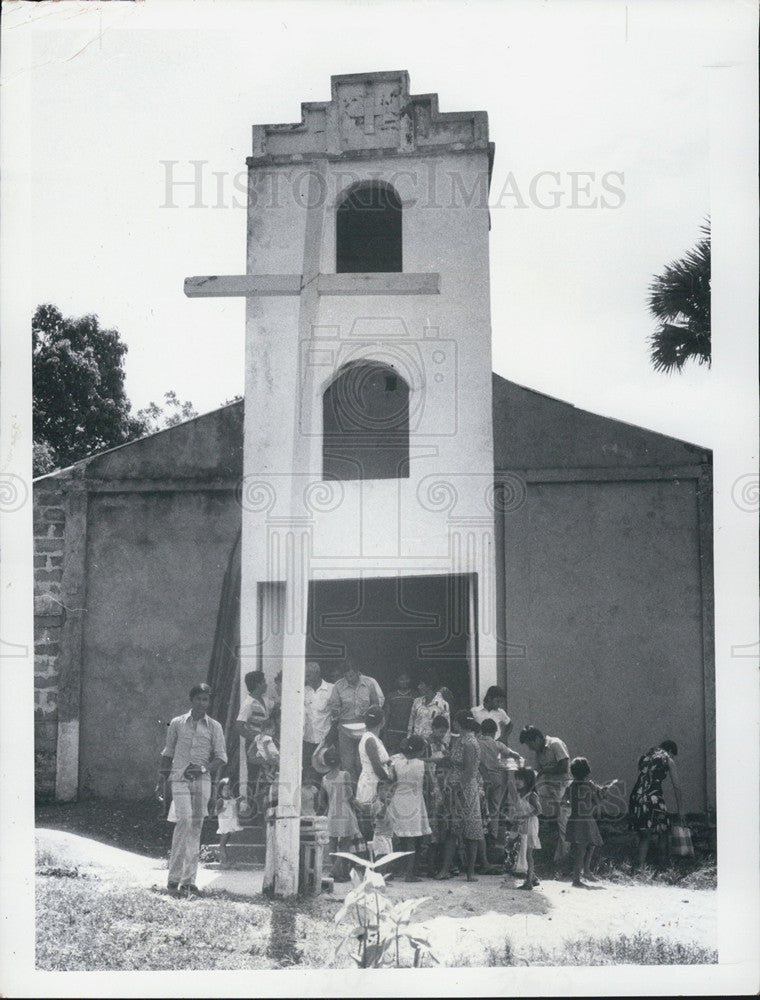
[356,875,718,964]
[35,829,263,896]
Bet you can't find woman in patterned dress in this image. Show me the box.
[629,739,683,870]
[434,710,484,882]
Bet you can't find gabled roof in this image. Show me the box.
[34,375,710,486]
[34,402,244,484]
[492,373,711,471]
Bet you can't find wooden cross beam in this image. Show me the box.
[184,272,440,298]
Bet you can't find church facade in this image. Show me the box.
[33,72,714,816]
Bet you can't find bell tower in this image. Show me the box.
[186,71,498,895]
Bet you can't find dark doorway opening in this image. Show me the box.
[306,574,474,715]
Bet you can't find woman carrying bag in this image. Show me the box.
[629,739,686,870]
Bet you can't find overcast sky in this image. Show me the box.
[4,0,754,450]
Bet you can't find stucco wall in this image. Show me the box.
[502,477,710,813]
[492,372,714,813]
[33,403,244,800]
[78,490,240,797]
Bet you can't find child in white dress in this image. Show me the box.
[319,747,361,882]
[508,767,542,890]
[387,735,432,882]
[215,777,243,866]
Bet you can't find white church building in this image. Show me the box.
[34,73,714,884]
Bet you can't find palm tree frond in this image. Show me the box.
[648,223,711,374]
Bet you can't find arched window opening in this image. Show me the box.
[323,361,409,481]
[336,183,402,273]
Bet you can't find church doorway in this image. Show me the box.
[306,574,475,714]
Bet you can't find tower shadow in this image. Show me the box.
[266,900,301,966]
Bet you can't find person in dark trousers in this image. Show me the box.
[383,671,416,755]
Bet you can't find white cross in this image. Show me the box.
[184,271,439,298]
[184,170,438,896]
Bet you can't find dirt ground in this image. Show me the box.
[323,870,717,964]
[36,828,717,967]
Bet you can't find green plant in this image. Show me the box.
[331,852,437,968]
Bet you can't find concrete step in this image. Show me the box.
[223,842,266,866]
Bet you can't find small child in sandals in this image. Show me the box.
[508,766,542,889]
[563,756,618,888]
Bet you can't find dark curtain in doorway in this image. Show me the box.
[206,528,241,769]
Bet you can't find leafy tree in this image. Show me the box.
[33,440,58,478]
[33,304,147,474]
[135,391,199,435]
[648,221,711,373]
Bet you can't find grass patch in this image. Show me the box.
[486,931,717,966]
[36,876,346,971]
[597,858,717,890]
[37,865,85,879]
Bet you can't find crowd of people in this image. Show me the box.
[158,665,686,897]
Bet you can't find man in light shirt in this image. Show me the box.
[519,724,571,873]
[407,673,449,741]
[327,661,385,780]
[303,661,333,772]
[472,685,512,741]
[159,683,227,897]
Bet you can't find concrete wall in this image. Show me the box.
[492,375,714,813]
[33,404,243,799]
[34,379,714,809]
[79,490,239,797]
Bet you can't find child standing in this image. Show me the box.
[300,783,319,817]
[249,719,280,814]
[563,756,617,888]
[387,735,431,881]
[215,777,243,867]
[369,781,396,877]
[423,717,451,874]
[319,747,361,882]
[428,715,451,758]
[477,718,522,841]
[508,766,542,890]
[252,721,280,778]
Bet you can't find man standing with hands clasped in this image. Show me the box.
[159,683,227,897]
